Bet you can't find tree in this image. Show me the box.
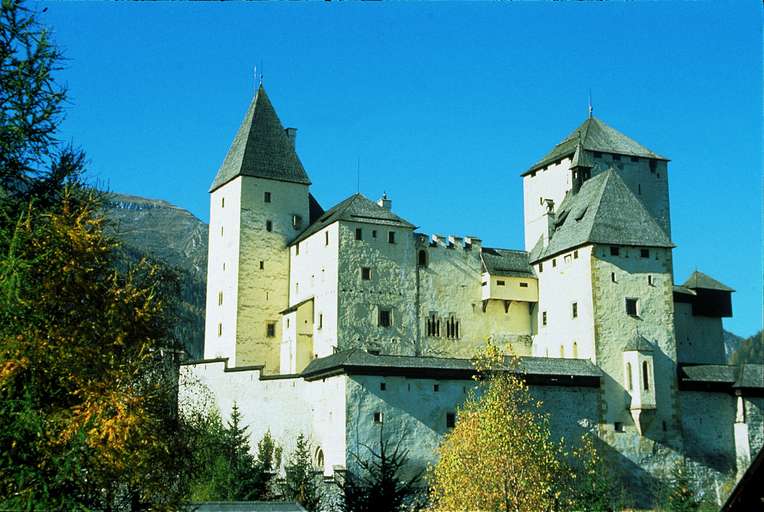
[0,190,191,510]
[428,344,573,512]
[283,433,322,511]
[566,433,622,511]
[663,459,701,512]
[0,0,85,210]
[338,427,424,512]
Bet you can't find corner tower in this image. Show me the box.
[204,84,311,372]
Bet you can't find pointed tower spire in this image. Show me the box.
[210,84,310,191]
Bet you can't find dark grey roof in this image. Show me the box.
[523,116,667,176]
[570,141,594,169]
[481,248,534,278]
[301,348,602,386]
[683,271,735,292]
[734,364,764,389]
[190,502,307,512]
[679,364,737,384]
[290,193,415,246]
[623,334,654,352]
[673,285,697,296]
[530,169,674,262]
[210,85,310,192]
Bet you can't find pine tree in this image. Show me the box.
[338,427,423,512]
[283,433,322,511]
[665,460,700,512]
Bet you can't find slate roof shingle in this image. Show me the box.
[523,116,667,176]
[210,85,310,192]
[530,169,674,262]
[481,248,534,278]
[682,271,735,292]
[290,193,415,246]
[734,364,764,389]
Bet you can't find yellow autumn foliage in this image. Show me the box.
[428,343,572,512]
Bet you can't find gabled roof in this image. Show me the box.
[530,169,674,262]
[290,193,415,246]
[523,116,667,176]
[210,85,310,192]
[481,248,534,278]
[682,271,735,292]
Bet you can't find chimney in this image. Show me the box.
[542,199,556,245]
[377,192,392,210]
[285,127,297,146]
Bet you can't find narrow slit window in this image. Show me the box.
[264,191,271,203]
[542,311,548,326]
[266,220,273,232]
[217,323,222,336]
[259,261,264,270]
[626,362,633,391]
[325,231,329,246]
[221,197,225,208]
[643,361,650,390]
[218,291,223,306]
[355,228,362,241]
[572,302,578,318]
[388,231,396,244]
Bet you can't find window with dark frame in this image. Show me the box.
[264,191,271,203]
[626,298,639,317]
[379,309,392,327]
[446,412,456,429]
[355,228,362,241]
[361,267,371,281]
[497,280,505,286]
[266,322,276,338]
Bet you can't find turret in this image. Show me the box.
[204,84,311,372]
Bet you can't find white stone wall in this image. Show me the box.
[745,397,764,457]
[289,223,340,359]
[674,302,726,364]
[205,179,242,364]
[531,245,595,361]
[336,221,418,355]
[179,361,346,476]
[523,157,574,250]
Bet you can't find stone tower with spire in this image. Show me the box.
[203,84,311,372]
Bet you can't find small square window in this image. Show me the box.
[519,282,528,288]
[266,322,276,337]
[372,230,377,238]
[373,412,383,424]
[379,309,392,327]
[640,248,650,258]
[259,261,264,270]
[496,280,505,286]
[266,220,273,232]
[626,298,639,317]
[446,412,456,429]
[610,246,620,256]
[361,267,371,281]
[542,311,548,326]
[614,422,624,433]
[388,231,396,244]
[433,384,440,392]
[572,302,578,319]
[264,191,271,203]
[355,228,362,241]
[380,382,386,391]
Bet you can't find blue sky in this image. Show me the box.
[38,1,761,337]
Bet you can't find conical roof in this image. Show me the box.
[523,116,667,176]
[210,85,310,192]
[530,169,674,262]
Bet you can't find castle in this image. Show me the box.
[179,84,763,506]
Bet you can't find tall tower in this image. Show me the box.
[204,84,311,372]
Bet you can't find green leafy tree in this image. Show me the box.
[663,460,701,512]
[338,427,424,512]
[283,433,322,512]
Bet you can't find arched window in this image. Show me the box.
[572,342,578,359]
[418,250,427,267]
[642,361,650,391]
[626,363,633,391]
[559,345,565,358]
[315,447,324,470]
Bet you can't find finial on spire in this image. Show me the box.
[588,89,593,119]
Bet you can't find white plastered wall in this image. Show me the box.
[523,156,574,250]
[531,245,595,361]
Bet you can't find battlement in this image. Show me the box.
[415,232,482,250]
